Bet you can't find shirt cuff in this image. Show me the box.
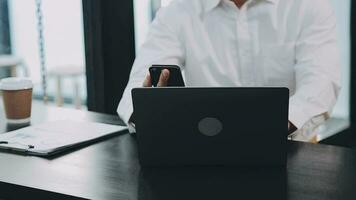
[117,104,136,134]
[117,93,134,125]
[127,122,136,133]
[288,102,310,130]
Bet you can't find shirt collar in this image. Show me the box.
[203,0,278,13]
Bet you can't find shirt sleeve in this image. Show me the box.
[289,0,341,130]
[117,6,186,127]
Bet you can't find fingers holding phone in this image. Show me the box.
[143,74,152,87]
[148,65,185,87]
[142,69,170,87]
[157,69,170,87]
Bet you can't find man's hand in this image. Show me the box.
[130,69,170,125]
[143,69,170,87]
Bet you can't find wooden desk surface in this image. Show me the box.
[0,101,356,200]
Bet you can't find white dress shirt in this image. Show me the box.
[117,0,341,141]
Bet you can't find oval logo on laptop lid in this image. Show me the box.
[198,117,223,137]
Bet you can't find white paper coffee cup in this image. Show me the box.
[0,78,33,124]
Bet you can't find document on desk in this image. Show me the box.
[0,120,127,156]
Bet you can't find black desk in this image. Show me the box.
[0,101,356,200]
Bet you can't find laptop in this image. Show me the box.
[131,87,289,167]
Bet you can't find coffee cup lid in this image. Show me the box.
[0,77,33,91]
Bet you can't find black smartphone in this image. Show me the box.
[149,65,185,87]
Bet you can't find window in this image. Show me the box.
[318,0,351,140]
[330,0,351,120]
[134,0,153,53]
[134,0,173,53]
[161,0,174,7]
[7,0,86,107]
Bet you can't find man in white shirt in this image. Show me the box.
[117,0,341,141]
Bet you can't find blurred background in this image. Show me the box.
[0,0,353,143]
[0,0,86,108]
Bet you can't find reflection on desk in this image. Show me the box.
[139,167,286,200]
